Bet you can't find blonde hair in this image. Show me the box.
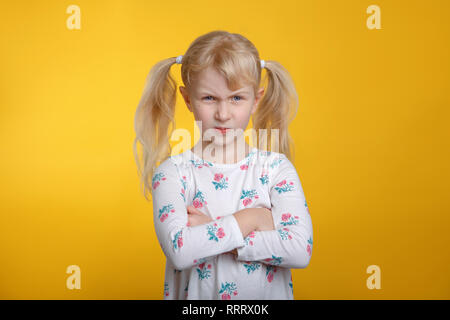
[133,30,299,201]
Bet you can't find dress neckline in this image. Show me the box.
[186,147,258,168]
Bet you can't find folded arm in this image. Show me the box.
[152,159,246,270]
[236,154,314,269]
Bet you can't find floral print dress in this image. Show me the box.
[152,147,313,300]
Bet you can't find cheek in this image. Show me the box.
[236,108,253,123]
[194,108,213,122]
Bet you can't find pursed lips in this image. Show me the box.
[214,127,230,134]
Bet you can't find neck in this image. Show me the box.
[191,142,252,164]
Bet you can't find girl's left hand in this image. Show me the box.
[187,206,237,256]
[186,205,213,227]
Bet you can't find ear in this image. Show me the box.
[251,87,265,114]
[179,86,193,112]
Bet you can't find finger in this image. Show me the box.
[187,205,201,214]
[186,207,196,216]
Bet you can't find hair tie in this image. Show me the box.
[260,60,265,69]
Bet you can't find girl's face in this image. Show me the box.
[179,66,264,150]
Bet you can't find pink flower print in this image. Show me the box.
[240,189,258,207]
[276,179,286,187]
[307,236,313,255]
[280,213,299,226]
[216,228,225,239]
[152,172,166,189]
[193,198,202,208]
[216,216,222,220]
[274,180,294,194]
[219,281,237,298]
[240,164,248,170]
[160,213,168,222]
[173,230,183,250]
[190,159,214,169]
[158,204,175,222]
[212,174,229,190]
[233,291,238,296]
[266,265,278,283]
[196,260,212,280]
[192,190,207,208]
[278,227,292,240]
[244,231,256,246]
[283,228,292,240]
[267,272,274,283]
[221,293,231,300]
[207,224,225,242]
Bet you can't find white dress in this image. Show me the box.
[151,147,313,300]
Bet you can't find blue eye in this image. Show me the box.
[202,95,242,102]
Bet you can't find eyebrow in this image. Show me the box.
[199,89,250,96]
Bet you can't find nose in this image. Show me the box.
[214,101,231,122]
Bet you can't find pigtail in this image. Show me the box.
[133,57,179,201]
[252,60,299,162]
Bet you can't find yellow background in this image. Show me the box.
[1,0,449,299]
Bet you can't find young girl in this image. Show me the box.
[133,30,313,300]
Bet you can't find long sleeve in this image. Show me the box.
[152,158,246,271]
[236,154,313,269]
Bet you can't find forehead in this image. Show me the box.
[193,67,252,94]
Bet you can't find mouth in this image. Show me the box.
[214,127,230,134]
